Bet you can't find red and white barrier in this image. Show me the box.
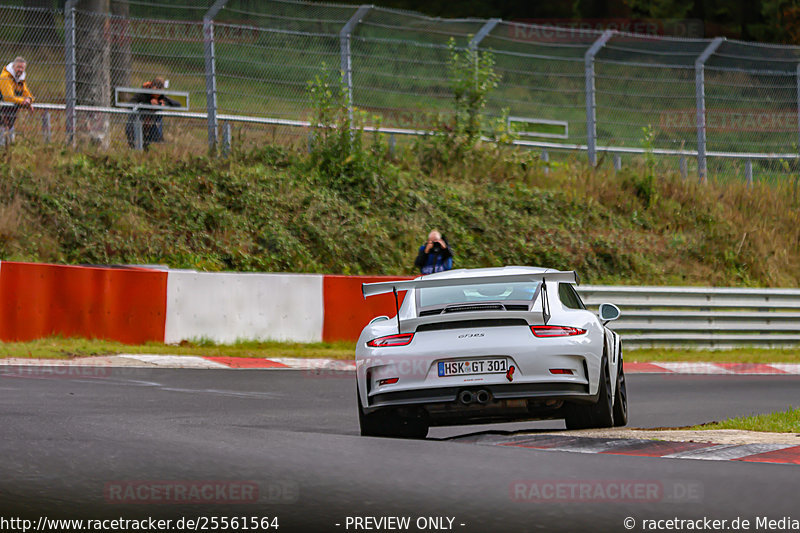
[3,261,799,351]
[0,261,402,344]
[0,260,167,344]
[164,270,324,344]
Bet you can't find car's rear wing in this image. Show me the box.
[361,271,578,298]
[362,270,579,332]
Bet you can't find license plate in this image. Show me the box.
[438,358,508,377]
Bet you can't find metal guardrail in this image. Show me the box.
[578,285,800,349]
[5,102,800,170]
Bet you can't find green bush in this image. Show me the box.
[305,66,389,196]
[0,119,799,286]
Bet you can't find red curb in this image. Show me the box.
[203,357,290,368]
[624,362,668,373]
[735,445,800,464]
[499,436,583,449]
[715,363,787,374]
[600,440,718,457]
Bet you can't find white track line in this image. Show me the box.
[117,354,230,369]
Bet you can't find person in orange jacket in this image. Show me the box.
[0,56,34,144]
[0,57,34,140]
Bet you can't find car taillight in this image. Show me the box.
[366,333,414,347]
[531,325,587,337]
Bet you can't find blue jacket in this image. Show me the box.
[414,243,453,275]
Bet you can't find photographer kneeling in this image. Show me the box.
[414,230,453,275]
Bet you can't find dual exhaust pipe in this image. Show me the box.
[458,389,491,405]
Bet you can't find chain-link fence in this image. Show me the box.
[2,0,800,183]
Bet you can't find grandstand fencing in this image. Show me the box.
[1,0,800,183]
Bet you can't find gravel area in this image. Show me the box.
[557,427,800,445]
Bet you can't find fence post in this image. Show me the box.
[613,153,621,172]
[203,0,228,152]
[745,158,753,187]
[695,37,724,184]
[42,110,51,143]
[133,109,143,151]
[340,5,371,126]
[680,156,687,180]
[796,63,800,163]
[222,122,231,156]
[64,0,77,147]
[585,30,614,167]
[541,150,549,174]
[469,18,501,89]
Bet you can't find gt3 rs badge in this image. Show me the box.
[506,365,515,382]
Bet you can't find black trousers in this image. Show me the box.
[0,105,19,129]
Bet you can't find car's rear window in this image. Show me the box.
[418,282,540,308]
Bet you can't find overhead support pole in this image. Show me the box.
[204,0,228,151]
[340,5,372,125]
[469,18,501,93]
[64,0,77,147]
[469,18,500,50]
[585,30,614,167]
[695,37,724,183]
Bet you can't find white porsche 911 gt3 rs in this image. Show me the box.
[355,266,627,438]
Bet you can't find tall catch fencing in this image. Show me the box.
[1,0,800,183]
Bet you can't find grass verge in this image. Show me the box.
[4,338,800,363]
[0,337,355,360]
[691,407,800,433]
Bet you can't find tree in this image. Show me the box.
[110,0,131,92]
[623,0,695,19]
[760,0,800,42]
[76,0,110,145]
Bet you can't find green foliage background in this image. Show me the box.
[1,138,800,287]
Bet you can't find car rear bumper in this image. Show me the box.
[365,381,592,410]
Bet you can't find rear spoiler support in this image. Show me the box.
[541,278,550,324]
[393,286,401,334]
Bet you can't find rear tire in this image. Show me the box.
[564,357,615,429]
[357,389,428,439]
[612,357,628,427]
[563,403,592,430]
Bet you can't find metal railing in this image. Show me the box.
[3,0,800,182]
[579,285,800,349]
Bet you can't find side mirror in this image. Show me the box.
[598,303,621,324]
[369,315,390,325]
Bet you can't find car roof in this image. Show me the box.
[415,266,552,282]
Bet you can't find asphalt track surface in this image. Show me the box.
[1,367,800,532]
